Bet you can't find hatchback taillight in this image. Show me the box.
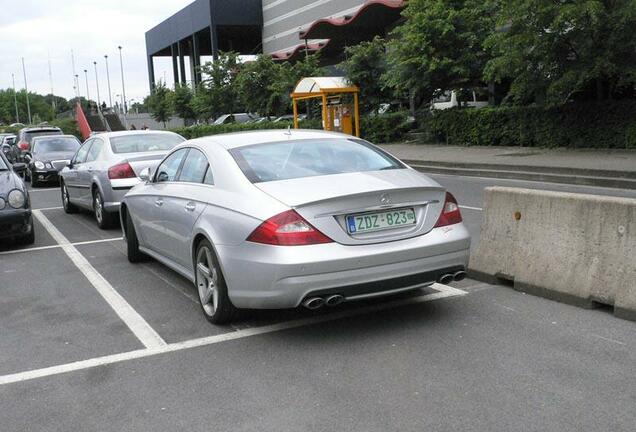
[247,210,333,246]
[18,141,29,150]
[434,192,463,227]
[108,162,136,179]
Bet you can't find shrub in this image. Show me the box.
[420,101,636,148]
[172,113,412,143]
[49,118,81,139]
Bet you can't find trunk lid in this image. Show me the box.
[118,151,168,177]
[255,169,446,245]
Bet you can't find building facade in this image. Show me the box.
[145,0,405,90]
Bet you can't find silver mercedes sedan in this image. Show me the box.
[59,131,185,228]
[121,130,470,323]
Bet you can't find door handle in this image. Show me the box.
[185,202,196,212]
[155,198,164,207]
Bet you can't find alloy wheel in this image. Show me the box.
[196,246,219,316]
[94,194,103,224]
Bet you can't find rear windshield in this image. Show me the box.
[33,137,81,153]
[230,139,404,183]
[25,130,62,144]
[110,133,185,154]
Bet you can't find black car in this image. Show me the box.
[16,126,63,154]
[0,151,33,245]
[26,135,82,187]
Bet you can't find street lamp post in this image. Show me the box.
[75,74,80,99]
[21,58,32,125]
[84,69,90,101]
[118,46,128,128]
[93,61,101,108]
[104,55,113,108]
[11,73,19,124]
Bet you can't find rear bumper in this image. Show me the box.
[0,209,33,239]
[102,179,139,212]
[218,223,471,309]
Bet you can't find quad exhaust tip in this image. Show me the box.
[438,274,454,285]
[325,294,344,307]
[302,297,325,310]
[453,270,467,282]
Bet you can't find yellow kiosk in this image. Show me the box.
[291,77,361,137]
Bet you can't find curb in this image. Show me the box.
[405,160,636,190]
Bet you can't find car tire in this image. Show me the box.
[195,239,237,324]
[93,189,115,229]
[61,182,78,214]
[125,210,146,263]
[19,225,35,245]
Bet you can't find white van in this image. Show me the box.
[431,89,490,110]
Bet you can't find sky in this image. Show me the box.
[0,0,194,105]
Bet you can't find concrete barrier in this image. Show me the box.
[469,187,636,321]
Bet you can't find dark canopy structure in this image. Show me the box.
[272,0,405,65]
[145,0,262,90]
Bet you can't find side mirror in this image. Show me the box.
[1,144,10,155]
[156,171,169,183]
[139,167,152,182]
[12,162,26,174]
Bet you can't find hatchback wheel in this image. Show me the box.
[93,189,115,229]
[61,182,78,214]
[195,239,236,324]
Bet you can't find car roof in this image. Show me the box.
[90,130,182,139]
[189,129,353,150]
[32,134,79,141]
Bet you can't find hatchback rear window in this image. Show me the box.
[230,139,404,183]
[110,133,185,154]
[24,130,62,144]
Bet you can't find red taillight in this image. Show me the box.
[434,192,463,227]
[18,142,29,150]
[247,210,333,246]
[108,162,136,179]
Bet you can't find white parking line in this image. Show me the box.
[0,237,122,256]
[459,205,483,211]
[27,188,59,192]
[35,206,63,211]
[32,210,166,349]
[0,283,466,386]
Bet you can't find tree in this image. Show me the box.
[385,0,500,104]
[145,82,173,128]
[192,52,241,121]
[343,36,393,112]
[170,84,195,122]
[485,0,636,104]
[236,55,284,117]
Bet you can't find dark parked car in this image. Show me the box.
[16,126,63,154]
[0,151,33,244]
[26,135,81,187]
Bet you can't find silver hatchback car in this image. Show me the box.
[59,131,185,228]
[121,130,470,323]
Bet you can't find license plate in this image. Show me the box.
[346,208,416,234]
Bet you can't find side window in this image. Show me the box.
[203,166,214,185]
[155,148,188,183]
[73,140,93,164]
[85,138,104,162]
[178,148,209,183]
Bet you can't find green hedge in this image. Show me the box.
[421,101,636,148]
[172,113,412,143]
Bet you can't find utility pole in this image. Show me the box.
[84,69,90,101]
[11,73,19,124]
[104,55,113,108]
[71,49,80,99]
[21,57,32,125]
[48,54,56,110]
[118,45,128,128]
[93,61,101,108]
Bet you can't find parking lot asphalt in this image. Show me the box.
[1,176,635,432]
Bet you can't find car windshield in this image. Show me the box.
[230,138,404,183]
[0,155,8,170]
[110,133,185,154]
[25,130,62,144]
[33,137,81,153]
